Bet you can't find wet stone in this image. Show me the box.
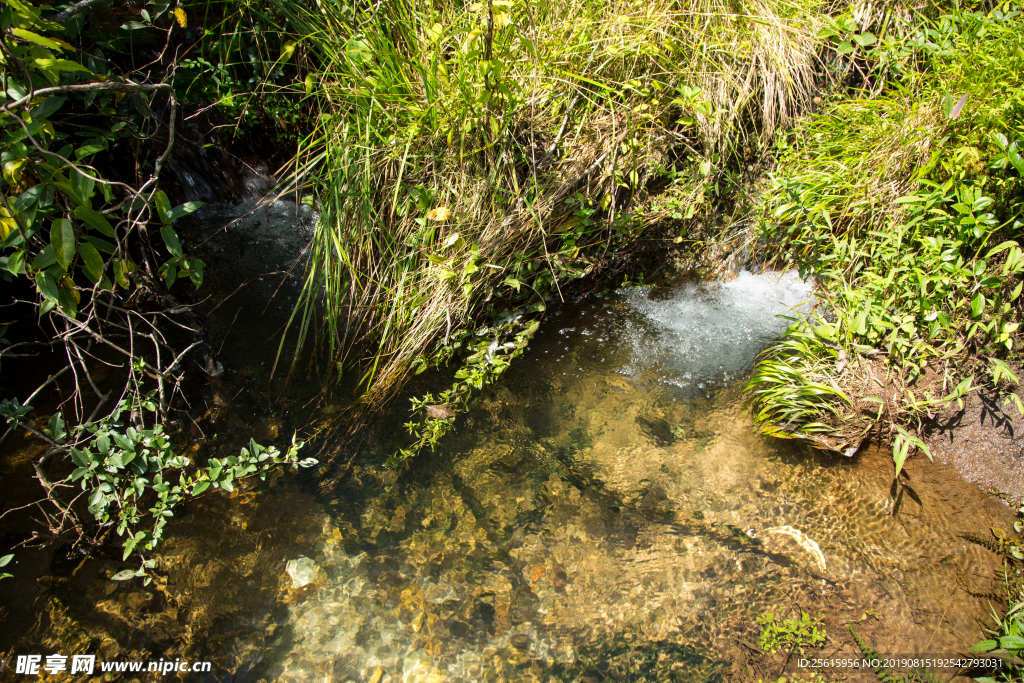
[286,556,320,588]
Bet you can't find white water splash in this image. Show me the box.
[621,270,815,394]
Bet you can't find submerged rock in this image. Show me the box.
[403,652,446,683]
[286,556,320,588]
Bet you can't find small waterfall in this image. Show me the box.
[620,269,816,394]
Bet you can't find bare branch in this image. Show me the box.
[1,81,173,115]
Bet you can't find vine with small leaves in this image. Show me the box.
[387,311,541,467]
[2,374,318,580]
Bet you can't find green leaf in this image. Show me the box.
[74,143,106,160]
[11,28,70,51]
[892,439,908,478]
[4,251,26,276]
[188,260,204,289]
[971,292,986,317]
[111,569,137,581]
[36,271,59,302]
[279,39,297,63]
[32,58,92,74]
[69,447,89,467]
[73,205,116,237]
[346,37,372,65]
[852,31,876,47]
[115,259,134,289]
[32,246,57,271]
[5,81,27,100]
[86,235,116,253]
[153,190,172,225]
[0,554,12,568]
[15,184,47,211]
[50,219,76,269]
[31,95,66,121]
[70,169,95,204]
[79,242,104,283]
[58,285,78,318]
[159,226,182,257]
[894,195,923,204]
[853,309,868,335]
[88,487,107,509]
[1000,635,1024,650]
[987,240,1019,257]
[164,201,204,222]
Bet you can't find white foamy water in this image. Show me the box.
[620,270,815,393]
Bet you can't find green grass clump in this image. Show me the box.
[748,2,1024,457]
[269,0,840,419]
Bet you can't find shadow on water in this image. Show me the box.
[1,207,1019,683]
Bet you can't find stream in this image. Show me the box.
[0,202,1017,682]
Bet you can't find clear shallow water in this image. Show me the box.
[247,270,1005,681]
[2,268,1014,683]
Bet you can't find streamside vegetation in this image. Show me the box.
[747,3,1024,464]
[743,7,1024,675]
[0,0,317,578]
[275,0,855,463]
[962,503,1024,682]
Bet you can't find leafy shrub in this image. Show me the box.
[748,3,1024,459]
[0,0,315,575]
[2,370,317,578]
